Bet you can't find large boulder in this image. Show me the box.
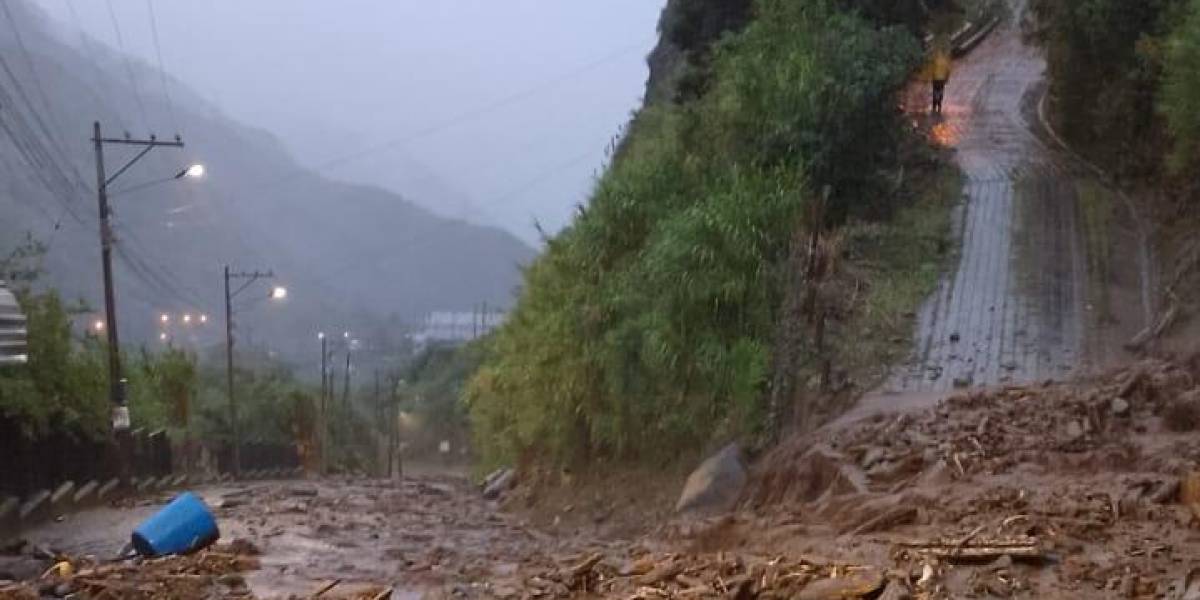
[675,444,747,515]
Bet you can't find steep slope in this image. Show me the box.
[0,1,534,359]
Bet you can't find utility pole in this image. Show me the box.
[223,266,237,478]
[223,267,279,478]
[92,122,184,485]
[373,369,382,477]
[342,347,352,407]
[319,333,328,476]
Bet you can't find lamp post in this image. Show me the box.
[223,267,287,478]
[92,121,201,484]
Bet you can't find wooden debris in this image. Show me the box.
[898,535,1043,561]
[847,506,918,536]
[311,578,342,597]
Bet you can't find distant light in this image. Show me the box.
[159,332,168,341]
[318,332,326,340]
[92,320,105,332]
[184,164,205,179]
[199,314,208,323]
[342,331,350,339]
[270,286,288,300]
[160,313,170,324]
[182,313,192,324]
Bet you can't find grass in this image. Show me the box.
[835,163,963,389]
[1076,179,1115,323]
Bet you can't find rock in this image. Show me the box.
[675,444,747,515]
[860,447,886,469]
[797,568,884,599]
[1110,396,1130,416]
[1065,420,1084,440]
[482,469,515,500]
[1164,389,1200,432]
[218,573,245,587]
[879,580,912,600]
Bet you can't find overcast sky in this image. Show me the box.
[34,1,666,243]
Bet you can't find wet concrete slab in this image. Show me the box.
[876,3,1151,404]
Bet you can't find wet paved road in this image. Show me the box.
[20,477,581,599]
[878,5,1150,399]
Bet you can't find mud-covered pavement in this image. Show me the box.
[12,474,617,598]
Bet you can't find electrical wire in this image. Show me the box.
[252,39,650,191]
[104,0,150,127]
[144,0,178,132]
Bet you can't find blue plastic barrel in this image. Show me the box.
[131,492,219,556]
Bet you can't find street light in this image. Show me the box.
[182,313,192,324]
[92,320,105,333]
[271,286,288,300]
[160,313,170,324]
[175,164,205,179]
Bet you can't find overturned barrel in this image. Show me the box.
[131,492,219,556]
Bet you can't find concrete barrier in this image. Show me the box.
[73,480,98,505]
[17,490,49,520]
[48,481,75,511]
[97,478,120,501]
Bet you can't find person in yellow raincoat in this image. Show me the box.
[928,46,952,114]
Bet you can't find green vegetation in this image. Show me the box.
[468,0,931,469]
[1162,0,1200,175]
[1031,0,1200,188]
[395,342,482,455]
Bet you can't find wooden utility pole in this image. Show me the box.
[92,122,184,485]
[342,347,351,407]
[223,267,276,478]
[319,333,328,475]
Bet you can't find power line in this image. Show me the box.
[252,39,650,192]
[0,0,71,157]
[104,0,150,126]
[144,0,178,132]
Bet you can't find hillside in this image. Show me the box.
[467,0,959,469]
[0,1,535,359]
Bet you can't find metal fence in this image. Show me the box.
[0,415,300,501]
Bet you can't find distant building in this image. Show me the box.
[0,281,28,365]
[411,310,505,348]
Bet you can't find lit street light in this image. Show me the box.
[271,286,288,300]
[92,320,105,333]
[160,313,170,324]
[175,164,205,179]
[182,313,192,324]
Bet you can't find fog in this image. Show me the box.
[35,0,666,244]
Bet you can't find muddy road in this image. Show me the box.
[877,6,1153,404]
[15,475,619,598]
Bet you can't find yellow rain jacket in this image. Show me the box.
[930,51,952,82]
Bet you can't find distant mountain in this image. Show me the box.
[0,0,535,362]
